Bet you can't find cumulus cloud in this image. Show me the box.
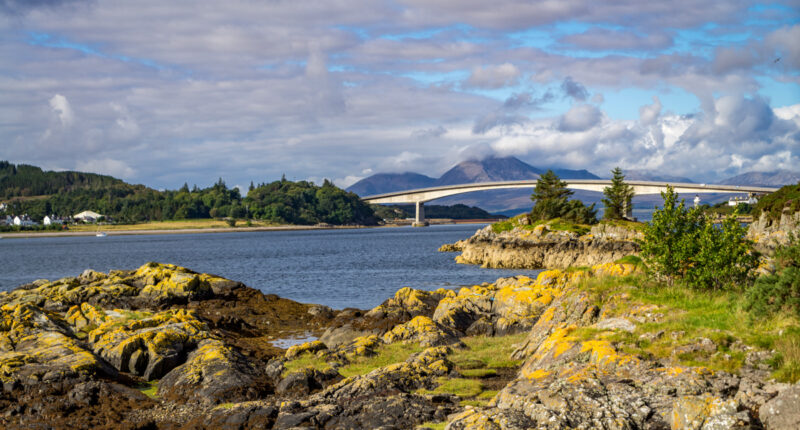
[557,104,602,132]
[639,96,662,125]
[560,76,589,101]
[0,0,794,189]
[465,63,520,89]
[503,91,555,110]
[487,95,799,182]
[49,94,74,127]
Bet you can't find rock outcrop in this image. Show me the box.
[443,221,642,270]
[748,210,800,253]
[1,260,795,429]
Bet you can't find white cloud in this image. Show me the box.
[49,94,74,127]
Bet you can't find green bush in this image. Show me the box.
[640,186,757,290]
[745,235,800,317]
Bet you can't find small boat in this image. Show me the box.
[96,229,107,237]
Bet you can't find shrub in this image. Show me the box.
[641,186,757,290]
[745,234,800,317]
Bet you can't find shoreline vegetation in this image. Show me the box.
[0,217,503,238]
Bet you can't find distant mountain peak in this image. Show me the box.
[435,156,541,186]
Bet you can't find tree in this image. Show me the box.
[640,185,757,290]
[602,167,634,220]
[530,170,597,224]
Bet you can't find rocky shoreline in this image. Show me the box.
[440,219,642,270]
[2,261,798,429]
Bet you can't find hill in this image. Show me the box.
[0,162,378,226]
[347,172,436,196]
[720,170,800,187]
[347,156,602,212]
[434,156,541,185]
[0,161,126,199]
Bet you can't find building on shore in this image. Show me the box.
[74,210,104,223]
[43,215,64,225]
[13,215,37,226]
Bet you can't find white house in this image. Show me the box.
[74,210,104,223]
[13,215,37,226]
[1,215,11,225]
[43,215,63,225]
[0,202,6,212]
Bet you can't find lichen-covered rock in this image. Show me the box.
[382,316,463,347]
[747,210,800,254]
[451,224,641,270]
[760,383,800,430]
[159,339,271,405]
[89,308,211,380]
[0,303,112,390]
[366,287,455,321]
[285,340,328,359]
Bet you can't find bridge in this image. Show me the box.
[362,180,779,226]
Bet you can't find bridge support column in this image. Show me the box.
[623,199,634,220]
[412,201,429,227]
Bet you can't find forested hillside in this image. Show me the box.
[0,161,125,198]
[0,161,379,226]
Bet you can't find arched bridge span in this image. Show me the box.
[362,180,779,226]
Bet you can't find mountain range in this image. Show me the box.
[347,156,799,215]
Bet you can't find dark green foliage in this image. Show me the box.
[245,179,379,225]
[640,186,757,290]
[602,167,634,220]
[3,162,378,226]
[752,183,800,221]
[530,170,597,224]
[746,235,800,317]
[0,161,124,198]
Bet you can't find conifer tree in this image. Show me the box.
[530,170,597,224]
[602,167,635,220]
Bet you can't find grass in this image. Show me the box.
[67,219,281,232]
[138,380,159,400]
[450,333,527,370]
[598,218,647,233]
[574,274,800,382]
[460,368,497,378]
[490,215,594,236]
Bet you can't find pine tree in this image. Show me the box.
[530,170,597,223]
[602,167,634,220]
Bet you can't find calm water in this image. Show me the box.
[0,225,541,310]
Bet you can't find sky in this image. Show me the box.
[1,0,798,190]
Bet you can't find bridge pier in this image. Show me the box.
[412,201,429,227]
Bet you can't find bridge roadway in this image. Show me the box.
[362,179,779,226]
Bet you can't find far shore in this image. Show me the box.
[0,218,498,239]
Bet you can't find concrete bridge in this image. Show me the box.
[362,180,779,226]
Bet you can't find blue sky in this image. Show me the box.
[0,0,798,189]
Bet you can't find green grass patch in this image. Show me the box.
[571,274,800,381]
[138,380,159,400]
[599,219,647,233]
[614,255,645,268]
[460,368,497,378]
[450,333,527,370]
[282,353,333,377]
[338,342,425,378]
